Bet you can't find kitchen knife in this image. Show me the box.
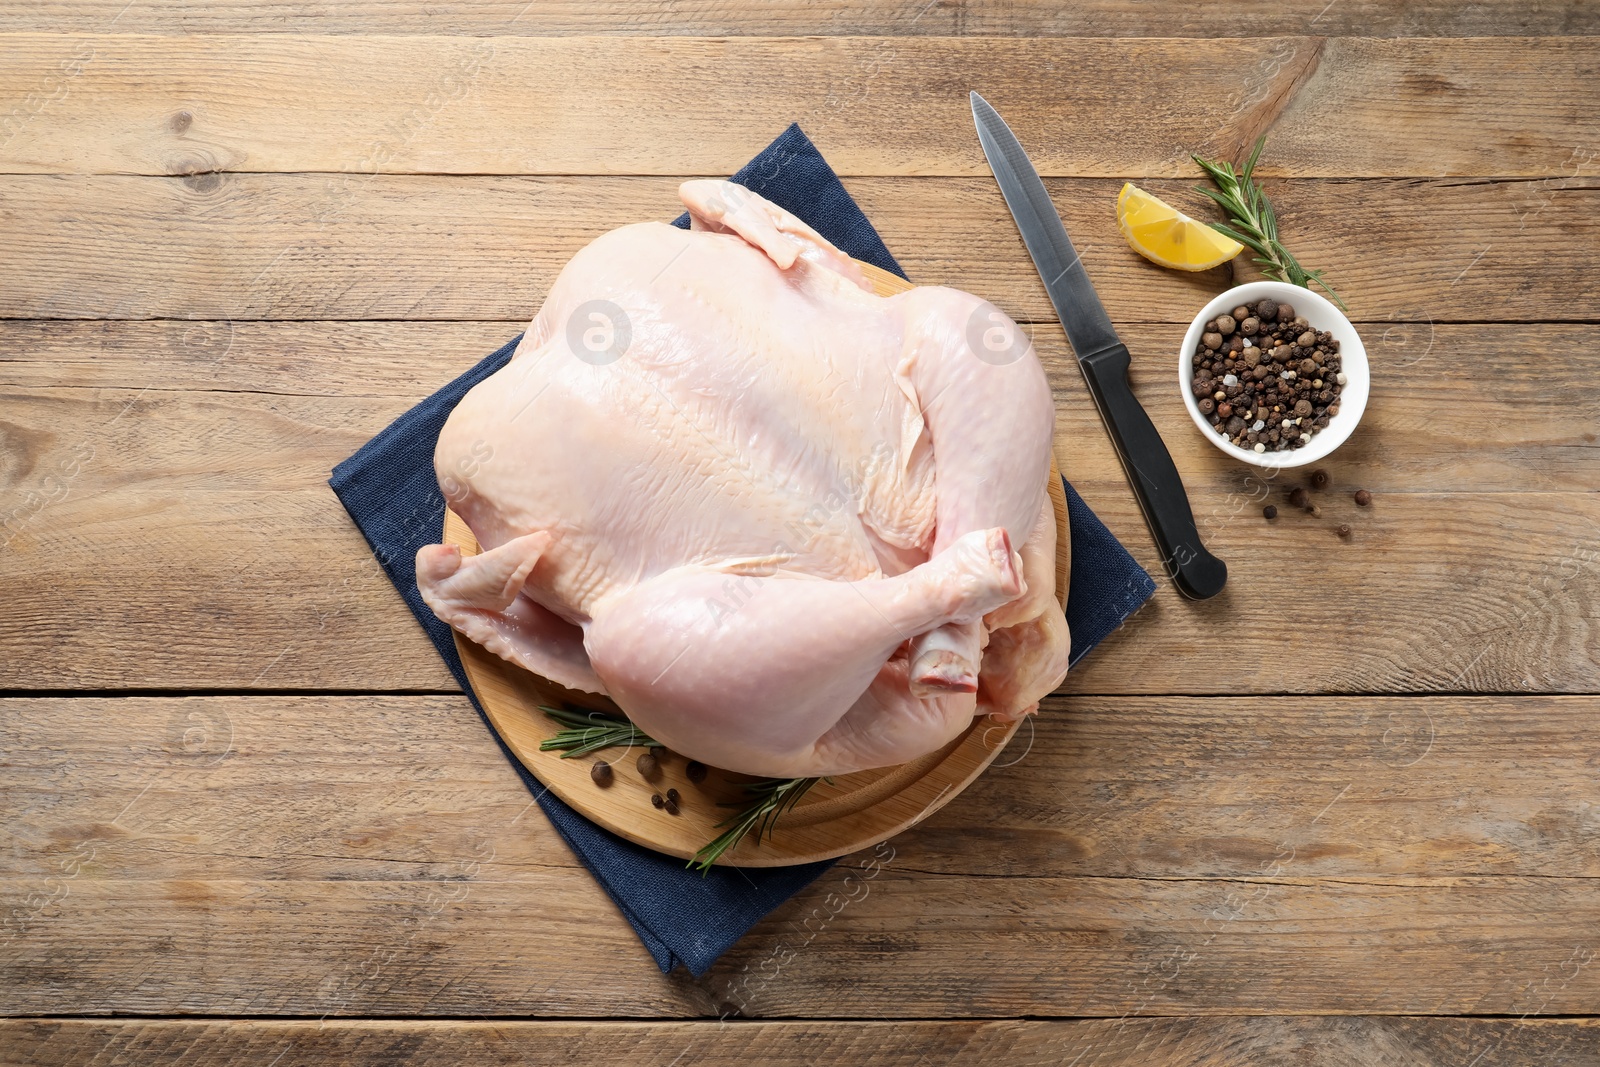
[970,91,1227,601]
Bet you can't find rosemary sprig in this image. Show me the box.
[538,705,662,758]
[1192,136,1348,312]
[689,776,822,874]
[535,705,820,873]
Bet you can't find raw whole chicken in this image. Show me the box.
[417,180,1069,778]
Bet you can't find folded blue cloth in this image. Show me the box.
[329,124,1155,977]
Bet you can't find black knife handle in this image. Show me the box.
[1077,343,1227,600]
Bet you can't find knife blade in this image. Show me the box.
[971,91,1226,600]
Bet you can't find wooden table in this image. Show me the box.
[3,4,1598,1063]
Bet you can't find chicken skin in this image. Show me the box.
[417,180,1068,777]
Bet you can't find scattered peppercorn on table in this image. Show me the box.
[3,5,1599,1064]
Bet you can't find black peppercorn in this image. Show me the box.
[666,788,680,804]
[651,792,664,809]
[1191,302,1341,457]
[664,796,680,816]
[591,761,613,787]
[1263,504,1278,520]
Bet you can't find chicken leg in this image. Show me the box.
[584,527,1021,777]
[894,289,1056,694]
[417,534,607,696]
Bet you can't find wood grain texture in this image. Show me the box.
[702,870,1600,1015]
[897,695,1600,880]
[5,1016,1600,1066]
[4,1,1598,38]
[7,694,1599,882]
[2,9,1596,1037]
[5,695,1600,1016]
[3,174,1592,324]
[2,36,1596,176]
[5,320,1595,495]
[0,694,693,1016]
[0,383,460,690]
[2,330,1596,692]
[6,868,1600,1015]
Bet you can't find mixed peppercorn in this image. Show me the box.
[1191,298,1346,453]
[1262,469,1375,539]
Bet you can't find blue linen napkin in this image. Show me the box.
[329,123,1155,977]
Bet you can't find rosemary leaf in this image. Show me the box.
[538,704,661,758]
[534,704,824,873]
[1192,136,1348,313]
[1206,219,1273,260]
[689,776,822,874]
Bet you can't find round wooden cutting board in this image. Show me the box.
[444,261,1070,867]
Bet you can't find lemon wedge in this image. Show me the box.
[1116,183,1243,271]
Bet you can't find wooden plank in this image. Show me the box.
[5,696,1600,1016]
[2,174,1593,323]
[5,867,1599,1015]
[0,697,694,1015]
[4,321,1595,495]
[901,695,1600,881]
[703,874,1600,1017]
[0,320,512,396]
[1,695,587,884]
[1,35,1595,177]
[6,695,1599,883]
[4,1017,1600,1066]
[1,338,1596,691]
[0,386,460,691]
[1072,491,1600,696]
[4,1,1597,38]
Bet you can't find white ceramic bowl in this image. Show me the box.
[1178,281,1368,469]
